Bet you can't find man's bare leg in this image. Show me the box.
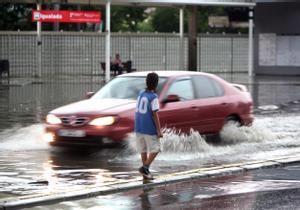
[141,153,147,165]
[145,152,159,167]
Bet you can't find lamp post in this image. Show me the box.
[36,2,42,77]
[248,7,254,76]
[105,1,111,83]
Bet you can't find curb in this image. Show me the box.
[1,155,300,209]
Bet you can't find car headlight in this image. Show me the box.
[89,116,115,126]
[46,114,62,124]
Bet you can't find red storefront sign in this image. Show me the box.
[32,10,101,23]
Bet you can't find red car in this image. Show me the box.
[44,71,253,147]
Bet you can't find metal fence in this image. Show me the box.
[0,31,248,77]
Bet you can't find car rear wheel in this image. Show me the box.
[225,115,241,127]
[211,115,241,144]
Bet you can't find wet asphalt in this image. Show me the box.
[26,164,300,210]
[0,73,300,209]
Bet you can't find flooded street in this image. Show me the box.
[0,74,300,207]
[0,112,300,198]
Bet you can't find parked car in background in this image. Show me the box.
[44,71,253,147]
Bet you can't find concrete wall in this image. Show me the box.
[254,2,300,75]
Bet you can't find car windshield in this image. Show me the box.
[91,76,167,100]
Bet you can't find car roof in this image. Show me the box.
[118,70,214,78]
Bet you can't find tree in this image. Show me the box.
[0,3,35,31]
[0,3,245,34]
[149,6,242,34]
[110,6,146,32]
[151,7,180,33]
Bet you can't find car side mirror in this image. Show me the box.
[86,92,95,99]
[162,94,180,104]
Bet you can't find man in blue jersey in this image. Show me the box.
[135,72,163,179]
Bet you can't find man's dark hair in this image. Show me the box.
[146,72,159,91]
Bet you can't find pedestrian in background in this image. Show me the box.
[135,72,163,179]
[112,53,123,75]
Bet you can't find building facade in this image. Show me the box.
[254,0,300,75]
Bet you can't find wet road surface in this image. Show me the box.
[28,164,300,210]
[0,74,300,208]
[0,111,300,200]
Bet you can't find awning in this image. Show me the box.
[5,0,256,7]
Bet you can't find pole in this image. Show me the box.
[105,1,111,83]
[179,8,184,70]
[53,3,60,31]
[187,6,197,71]
[36,3,42,77]
[248,8,254,76]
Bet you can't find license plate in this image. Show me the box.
[58,129,86,137]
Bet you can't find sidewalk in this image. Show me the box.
[1,154,300,209]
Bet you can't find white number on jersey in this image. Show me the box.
[137,97,148,114]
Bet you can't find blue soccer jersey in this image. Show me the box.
[135,90,159,135]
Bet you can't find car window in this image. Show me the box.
[212,79,224,96]
[192,75,224,98]
[166,78,194,101]
[92,76,166,100]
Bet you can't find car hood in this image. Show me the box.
[50,98,136,115]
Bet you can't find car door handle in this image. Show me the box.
[221,103,228,106]
[191,106,198,109]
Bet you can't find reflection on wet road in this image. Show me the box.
[28,164,300,210]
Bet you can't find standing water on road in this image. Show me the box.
[0,114,299,167]
[0,75,299,196]
[122,114,300,167]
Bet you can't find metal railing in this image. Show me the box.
[0,31,248,77]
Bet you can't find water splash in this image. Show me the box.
[160,128,211,153]
[124,128,211,155]
[220,121,277,144]
[124,122,275,156]
[0,124,49,151]
[0,115,299,163]
[121,116,300,163]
